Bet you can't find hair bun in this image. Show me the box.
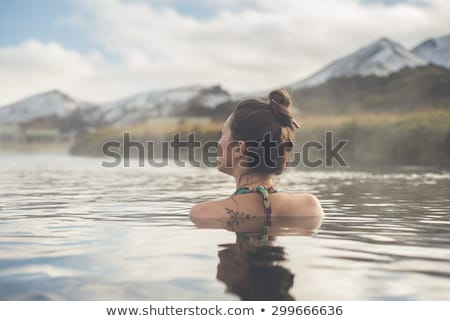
[269,88,292,108]
[268,88,297,129]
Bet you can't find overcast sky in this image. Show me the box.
[0,0,449,106]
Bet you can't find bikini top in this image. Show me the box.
[233,185,278,227]
[232,186,278,244]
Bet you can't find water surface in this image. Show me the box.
[0,154,449,300]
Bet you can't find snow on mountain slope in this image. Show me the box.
[0,90,94,124]
[413,34,450,69]
[290,37,428,90]
[97,86,198,126]
[0,85,232,128]
[2,35,445,128]
[97,85,231,126]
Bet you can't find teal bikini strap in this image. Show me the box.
[233,186,277,227]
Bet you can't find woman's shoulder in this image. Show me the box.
[190,192,324,219]
[190,193,324,233]
[189,198,229,220]
[280,192,322,207]
[280,192,324,217]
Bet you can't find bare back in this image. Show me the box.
[190,191,324,233]
[225,192,322,217]
[190,192,323,235]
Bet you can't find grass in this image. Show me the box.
[295,109,450,166]
[0,141,72,153]
[70,110,450,167]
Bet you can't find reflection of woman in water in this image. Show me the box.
[190,88,324,226]
[215,214,321,300]
[190,88,324,300]
[217,241,295,300]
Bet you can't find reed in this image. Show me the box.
[70,110,450,167]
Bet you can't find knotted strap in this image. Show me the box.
[233,185,277,227]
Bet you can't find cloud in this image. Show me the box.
[0,0,449,106]
[0,40,106,105]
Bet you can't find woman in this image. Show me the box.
[190,88,324,231]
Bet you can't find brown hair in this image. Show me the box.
[230,88,299,176]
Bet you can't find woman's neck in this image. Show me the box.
[234,172,275,190]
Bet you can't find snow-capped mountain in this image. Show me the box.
[0,90,96,124]
[189,85,231,109]
[1,34,447,131]
[290,37,428,90]
[96,85,201,126]
[96,84,231,126]
[0,85,231,128]
[413,34,450,69]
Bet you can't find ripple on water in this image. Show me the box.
[0,154,449,300]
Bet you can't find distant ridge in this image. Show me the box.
[413,34,450,69]
[290,37,428,90]
[1,34,449,127]
[0,90,95,124]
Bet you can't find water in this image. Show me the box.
[0,154,449,300]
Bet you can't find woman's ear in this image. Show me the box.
[233,140,247,159]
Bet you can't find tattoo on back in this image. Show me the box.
[225,207,257,228]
